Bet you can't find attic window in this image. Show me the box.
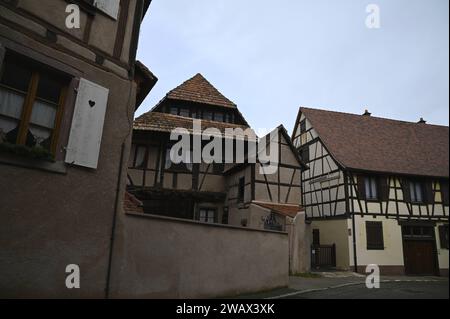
[300,120,307,134]
[179,108,189,117]
[203,111,213,121]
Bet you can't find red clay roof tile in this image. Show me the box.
[300,107,449,178]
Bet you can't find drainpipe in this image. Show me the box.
[105,142,126,299]
[351,212,358,273]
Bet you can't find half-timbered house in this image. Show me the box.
[292,107,449,276]
[0,0,157,298]
[127,74,307,231]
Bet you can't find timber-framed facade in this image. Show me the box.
[292,107,449,276]
[127,73,307,231]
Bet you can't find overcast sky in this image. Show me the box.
[136,0,449,133]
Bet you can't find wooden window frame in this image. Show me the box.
[300,120,307,134]
[364,176,379,201]
[198,208,217,224]
[133,144,148,169]
[409,180,424,204]
[300,146,309,163]
[0,51,69,158]
[366,221,384,250]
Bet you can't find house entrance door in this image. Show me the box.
[402,225,439,276]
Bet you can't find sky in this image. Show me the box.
[136,0,449,133]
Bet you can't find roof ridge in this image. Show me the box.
[165,73,237,108]
[300,106,449,128]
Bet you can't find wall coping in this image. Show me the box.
[125,212,288,236]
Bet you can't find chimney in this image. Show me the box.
[418,118,427,124]
[363,109,371,116]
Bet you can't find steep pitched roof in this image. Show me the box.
[299,107,449,178]
[134,112,250,135]
[166,73,237,108]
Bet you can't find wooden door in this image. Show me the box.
[403,240,437,275]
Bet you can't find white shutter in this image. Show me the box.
[93,0,120,20]
[65,78,109,169]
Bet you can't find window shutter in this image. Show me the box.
[65,78,109,169]
[424,181,434,204]
[93,0,120,20]
[366,221,384,250]
[378,177,389,201]
[357,175,366,200]
[441,181,449,206]
[401,179,411,202]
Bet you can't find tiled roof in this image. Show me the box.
[134,112,251,136]
[166,73,237,108]
[252,201,303,218]
[300,107,449,178]
[124,192,144,214]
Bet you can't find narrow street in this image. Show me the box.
[238,272,449,299]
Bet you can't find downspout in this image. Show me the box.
[345,171,358,273]
[105,142,126,299]
[351,212,358,273]
[104,0,145,299]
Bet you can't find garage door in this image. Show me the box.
[402,225,439,276]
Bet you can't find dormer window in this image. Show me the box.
[203,111,213,121]
[169,106,178,115]
[179,108,189,118]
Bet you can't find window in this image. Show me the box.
[409,181,424,203]
[134,145,147,168]
[199,208,216,224]
[227,113,234,123]
[439,225,449,249]
[92,0,120,20]
[365,177,378,200]
[0,52,69,157]
[300,120,307,134]
[203,111,213,121]
[300,146,309,162]
[164,145,192,171]
[169,107,178,115]
[366,221,384,250]
[441,181,449,206]
[238,176,245,203]
[179,108,189,118]
[214,112,225,122]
